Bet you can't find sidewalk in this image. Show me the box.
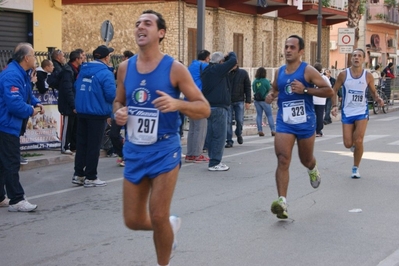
[20,103,398,171]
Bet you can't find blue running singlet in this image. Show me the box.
[276,62,315,138]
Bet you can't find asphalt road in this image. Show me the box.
[1,112,399,266]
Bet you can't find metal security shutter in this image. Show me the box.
[0,11,31,50]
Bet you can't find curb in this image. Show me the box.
[20,150,108,172]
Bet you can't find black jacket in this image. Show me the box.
[229,67,251,103]
[57,62,78,116]
[201,52,237,109]
[36,67,49,94]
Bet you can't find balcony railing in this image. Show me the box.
[367,3,399,24]
[303,0,348,11]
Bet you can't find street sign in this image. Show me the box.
[339,46,353,54]
[338,28,355,46]
[100,20,114,45]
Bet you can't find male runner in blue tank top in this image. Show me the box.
[266,35,334,219]
[113,10,210,266]
[331,49,383,179]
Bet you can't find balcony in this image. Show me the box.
[183,0,348,26]
[367,2,399,29]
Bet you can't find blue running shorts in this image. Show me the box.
[276,123,315,140]
[124,146,181,185]
[342,113,369,124]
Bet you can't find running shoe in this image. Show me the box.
[0,197,10,207]
[208,163,229,171]
[184,155,196,163]
[351,166,361,179]
[271,198,288,219]
[116,157,125,167]
[194,154,210,163]
[62,149,74,155]
[72,175,84,186]
[308,164,321,188]
[8,200,37,212]
[84,178,107,188]
[20,156,28,165]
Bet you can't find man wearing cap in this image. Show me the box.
[72,45,116,187]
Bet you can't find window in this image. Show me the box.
[187,28,197,64]
[233,33,243,66]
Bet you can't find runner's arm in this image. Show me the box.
[303,65,334,98]
[153,60,210,120]
[265,69,279,104]
[113,60,128,126]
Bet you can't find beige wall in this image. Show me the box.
[34,0,63,51]
[62,1,331,68]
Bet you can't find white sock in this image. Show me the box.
[278,196,286,203]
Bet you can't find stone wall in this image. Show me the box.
[62,1,330,68]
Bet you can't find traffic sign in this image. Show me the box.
[100,20,114,46]
[338,28,355,46]
[339,46,353,54]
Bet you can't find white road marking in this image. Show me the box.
[388,140,399,145]
[325,151,399,163]
[336,135,389,145]
[377,248,399,266]
[29,146,274,200]
[375,116,399,122]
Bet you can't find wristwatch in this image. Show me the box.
[303,88,308,94]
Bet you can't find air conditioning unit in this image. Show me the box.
[330,40,337,50]
[387,39,395,47]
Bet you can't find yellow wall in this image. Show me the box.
[33,0,63,51]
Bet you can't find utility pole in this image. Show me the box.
[317,0,322,63]
[197,0,205,54]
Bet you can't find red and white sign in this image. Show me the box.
[338,28,355,46]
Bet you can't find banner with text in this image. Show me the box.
[20,90,62,150]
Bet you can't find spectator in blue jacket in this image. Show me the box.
[72,45,116,188]
[0,43,44,212]
[185,49,211,163]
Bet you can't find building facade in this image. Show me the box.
[61,0,347,69]
[330,1,399,72]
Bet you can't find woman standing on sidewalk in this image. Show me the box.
[252,67,275,136]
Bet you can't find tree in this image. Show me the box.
[346,0,365,66]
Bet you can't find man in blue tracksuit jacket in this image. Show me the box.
[72,45,116,188]
[0,43,43,212]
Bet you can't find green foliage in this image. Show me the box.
[21,153,44,158]
[384,0,397,7]
[359,0,367,15]
[375,13,386,19]
[322,0,331,7]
